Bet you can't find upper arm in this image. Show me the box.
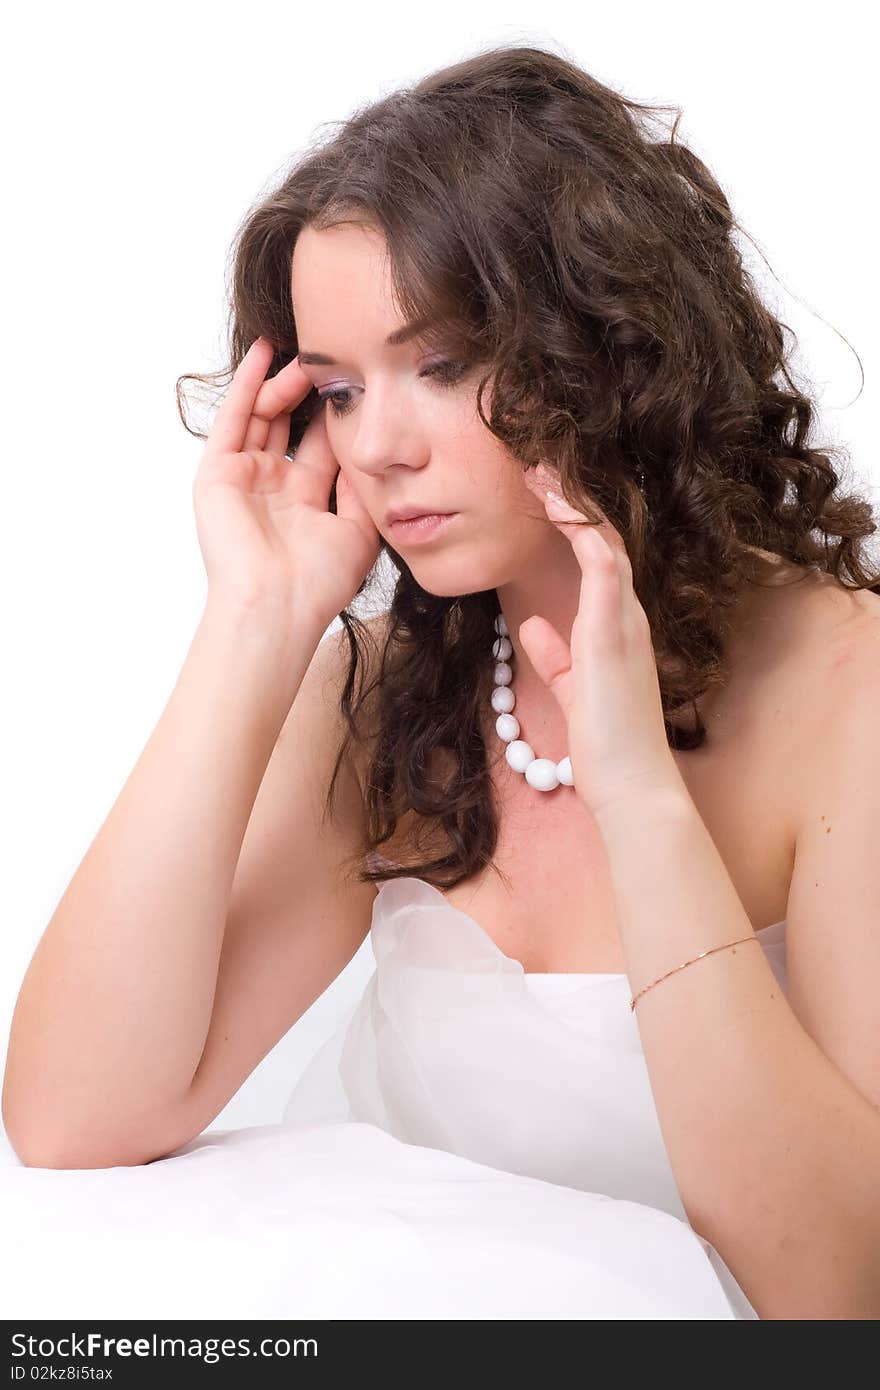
[158,612,388,1154]
[785,612,880,1112]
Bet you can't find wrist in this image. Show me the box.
[202,590,330,652]
[197,596,330,722]
[590,771,693,838]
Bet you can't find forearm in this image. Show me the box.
[593,780,880,1320]
[2,599,324,1161]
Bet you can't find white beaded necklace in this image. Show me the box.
[490,612,575,792]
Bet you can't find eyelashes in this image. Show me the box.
[318,359,470,418]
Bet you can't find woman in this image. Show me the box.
[4,44,880,1321]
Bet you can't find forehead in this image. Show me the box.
[291,222,393,311]
[290,222,443,367]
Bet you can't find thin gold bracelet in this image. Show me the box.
[629,934,760,1012]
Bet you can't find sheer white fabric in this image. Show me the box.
[1,869,784,1317]
[282,870,788,1319]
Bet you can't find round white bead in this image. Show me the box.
[505,739,534,773]
[525,758,561,791]
[495,712,520,741]
[491,685,516,713]
[490,605,570,793]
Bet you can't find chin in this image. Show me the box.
[400,553,516,600]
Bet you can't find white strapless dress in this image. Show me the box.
[280,870,788,1319]
[2,870,782,1319]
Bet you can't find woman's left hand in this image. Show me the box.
[519,463,685,821]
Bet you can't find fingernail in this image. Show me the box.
[544,492,580,519]
[534,461,557,487]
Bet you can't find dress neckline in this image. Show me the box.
[371,875,786,980]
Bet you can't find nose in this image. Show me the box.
[344,380,430,481]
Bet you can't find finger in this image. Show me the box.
[334,466,374,530]
[531,462,630,558]
[519,613,573,697]
[540,496,624,643]
[554,504,630,580]
[291,405,344,507]
[243,355,314,454]
[518,616,574,737]
[574,507,637,603]
[527,464,633,629]
[207,338,276,457]
[264,409,292,459]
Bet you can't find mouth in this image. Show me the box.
[388,512,458,544]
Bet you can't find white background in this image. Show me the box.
[1,1,876,1139]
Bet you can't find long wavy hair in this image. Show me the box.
[177,43,879,891]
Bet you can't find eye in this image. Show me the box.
[318,359,470,419]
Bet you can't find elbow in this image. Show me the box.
[3,1117,117,1170]
[3,1064,193,1168]
[3,1101,180,1170]
[3,1120,78,1170]
[7,1131,175,1170]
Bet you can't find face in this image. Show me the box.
[290,221,568,597]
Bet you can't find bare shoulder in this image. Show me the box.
[793,568,880,675]
[723,557,879,709]
[738,548,879,657]
[810,573,880,708]
[775,568,880,828]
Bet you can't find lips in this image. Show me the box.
[385,507,453,525]
[387,512,458,544]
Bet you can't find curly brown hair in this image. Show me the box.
[176,42,880,892]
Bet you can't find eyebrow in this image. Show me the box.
[297,315,437,366]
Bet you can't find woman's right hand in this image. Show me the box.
[192,337,381,629]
